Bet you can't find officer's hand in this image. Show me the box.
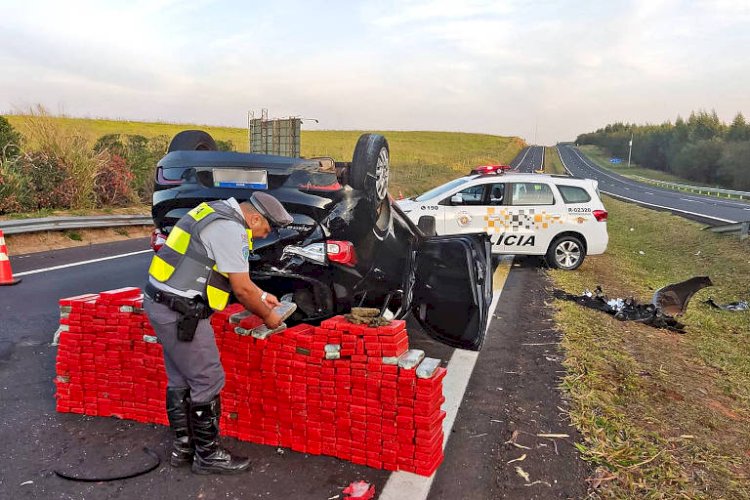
[263,311,283,329]
[262,292,281,308]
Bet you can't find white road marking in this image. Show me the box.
[379,256,514,500]
[557,147,738,224]
[512,147,532,171]
[13,250,153,277]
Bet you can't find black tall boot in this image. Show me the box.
[190,396,251,475]
[166,387,194,467]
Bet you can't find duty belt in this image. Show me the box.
[144,283,212,318]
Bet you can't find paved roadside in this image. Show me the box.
[429,256,591,499]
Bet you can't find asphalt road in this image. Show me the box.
[558,144,750,225]
[510,146,545,173]
[0,239,589,499]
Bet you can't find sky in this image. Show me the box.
[0,0,748,145]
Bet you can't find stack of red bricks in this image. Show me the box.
[55,287,169,426]
[55,287,447,476]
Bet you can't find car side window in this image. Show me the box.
[444,185,486,206]
[510,183,554,206]
[488,183,505,206]
[558,185,591,203]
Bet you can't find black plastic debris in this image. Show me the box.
[704,298,749,312]
[553,276,713,332]
[652,276,713,316]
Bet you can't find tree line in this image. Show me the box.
[575,110,750,190]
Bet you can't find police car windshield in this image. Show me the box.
[415,177,472,202]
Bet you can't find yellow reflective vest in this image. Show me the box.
[148,201,252,311]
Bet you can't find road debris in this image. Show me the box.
[20,480,34,486]
[525,480,552,487]
[342,480,375,499]
[552,277,713,331]
[704,298,749,311]
[507,454,527,464]
[653,276,713,316]
[515,466,530,482]
[505,430,532,450]
[537,433,570,439]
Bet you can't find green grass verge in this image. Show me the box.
[545,146,568,175]
[5,115,525,199]
[550,196,750,498]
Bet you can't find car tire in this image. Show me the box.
[546,235,586,271]
[350,134,389,202]
[168,130,218,152]
[417,216,437,236]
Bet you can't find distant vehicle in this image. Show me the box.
[397,169,609,270]
[150,130,493,350]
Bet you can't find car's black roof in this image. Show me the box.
[157,150,321,170]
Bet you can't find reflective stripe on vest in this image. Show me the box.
[148,201,249,311]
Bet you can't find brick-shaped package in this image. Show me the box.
[55,292,446,476]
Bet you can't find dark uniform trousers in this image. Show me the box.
[144,297,225,403]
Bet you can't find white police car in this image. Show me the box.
[397,165,608,270]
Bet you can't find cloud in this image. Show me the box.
[0,1,748,145]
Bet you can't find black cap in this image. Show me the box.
[248,192,294,227]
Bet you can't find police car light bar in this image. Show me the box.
[470,165,512,175]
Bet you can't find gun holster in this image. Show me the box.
[145,284,212,342]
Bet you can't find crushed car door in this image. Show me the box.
[411,233,493,350]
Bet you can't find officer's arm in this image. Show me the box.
[228,272,282,328]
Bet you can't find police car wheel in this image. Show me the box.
[547,236,585,271]
[350,134,390,202]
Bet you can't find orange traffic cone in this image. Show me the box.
[0,230,21,286]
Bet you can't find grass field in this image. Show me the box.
[5,115,525,197]
[550,197,750,498]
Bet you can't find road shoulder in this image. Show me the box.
[428,258,591,499]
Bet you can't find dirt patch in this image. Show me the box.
[705,400,743,421]
[5,226,153,256]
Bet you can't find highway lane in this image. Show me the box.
[509,145,545,173]
[558,144,750,224]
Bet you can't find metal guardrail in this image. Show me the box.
[0,215,153,235]
[706,221,749,240]
[630,176,750,201]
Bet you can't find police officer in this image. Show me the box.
[144,192,293,475]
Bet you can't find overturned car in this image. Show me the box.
[151,130,493,350]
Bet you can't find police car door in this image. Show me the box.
[497,182,560,254]
[440,183,489,235]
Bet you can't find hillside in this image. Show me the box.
[5,115,525,196]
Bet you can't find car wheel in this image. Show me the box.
[350,134,389,202]
[168,130,218,152]
[546,235,586,270]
